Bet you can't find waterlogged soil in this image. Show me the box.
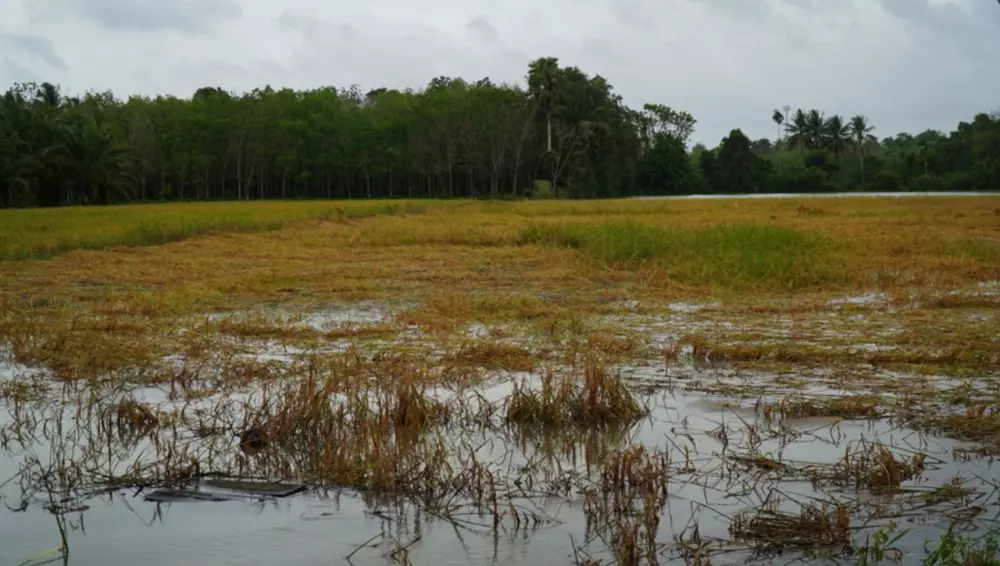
[2,284,1000,566]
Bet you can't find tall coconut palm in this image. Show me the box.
[823,115,852,165]
[60,114,131,205]
[848,115,875,186]
[527,57,560,154]
[772,109,785,173]
[784,109,809,150]
[771,109,784,144]
[805,109,825,149]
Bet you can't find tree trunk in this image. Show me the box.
[447,154,454,198]
[546,111,552,153]
[236,148,243,200]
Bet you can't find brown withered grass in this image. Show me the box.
[0,197,997,384]
[730,500,852,553]
[505,362,648,427]
[0,196,998,563]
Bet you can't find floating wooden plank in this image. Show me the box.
[143,489,234,503]
[202,478,307,497]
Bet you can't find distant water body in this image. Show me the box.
[632,191,998,200]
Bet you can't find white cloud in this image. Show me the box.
[0,0,996,144]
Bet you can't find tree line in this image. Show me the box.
[1,57,997,208]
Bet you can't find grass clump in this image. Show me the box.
[583,445,671,566]
[828,440,927,491]
[102,398,162,444]
[0,379,48,403]
[215,363,456,492]
[442,342,537,372]
[520,220,842,289]
[759,394,883,421]
[729,501,852,553]
[916,402,1000,444]
[505,362,647,427]
[922,524,1000,566]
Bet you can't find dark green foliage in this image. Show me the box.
[638,134,694,195]
[873,170,903,192]
[703,129,768,194]
[1,68,999,208]
[1,63,674,206]
[774,165,830,194]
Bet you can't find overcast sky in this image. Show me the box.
[0,0,996,145]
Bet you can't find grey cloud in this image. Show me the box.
[276,10,356,40]
[0,57,43,86]
[276,10,321,35]
[29,0,242,34]
[466,16,499,43]
[607,0,655,31]
[0,33,67,70]
[3,0,998,146]
[876,0,998,56]
[581,38,614,59]
[691,0,772,22]
[879,0,997,26]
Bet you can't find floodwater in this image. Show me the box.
[632,191,999,200]
[3,368,997,565]
[2,297,1000,566]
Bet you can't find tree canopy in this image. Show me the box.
[1,57,997,208]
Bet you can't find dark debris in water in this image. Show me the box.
[143,477,307,502]
[143,489,235,503]
[202,478,307,497]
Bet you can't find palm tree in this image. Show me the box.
[805,109,825,149]
[784,109,809,150]
[772,109,785,173]
[848,115,875,186]
[527,57,560,154]
[60,114,132,205]
[823,115,852,165]
[539,68,612,193]
[772,109,784,144]
[34,82,62,109]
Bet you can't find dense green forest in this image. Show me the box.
[1,57,998,208]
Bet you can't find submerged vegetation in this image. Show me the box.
[0,196,999,564]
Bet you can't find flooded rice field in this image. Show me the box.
[2,283,1000,566]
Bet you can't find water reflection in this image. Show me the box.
[2,352,999,566]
